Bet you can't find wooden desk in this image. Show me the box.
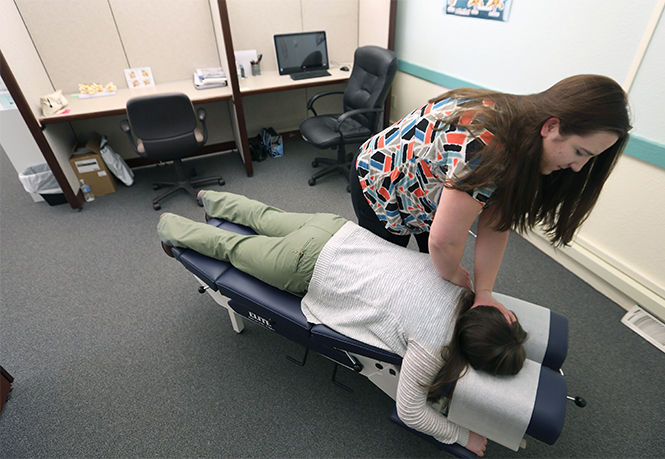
[39,80,233,125]
[238,68,351,95]
[36,71,349,179]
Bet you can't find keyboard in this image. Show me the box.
[290,70,331,80]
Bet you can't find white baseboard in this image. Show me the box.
[520,230,665,323]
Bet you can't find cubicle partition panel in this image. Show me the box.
[241,83,345,137]
[2,0,395,207]
[227,0,304,75]
[111,0,223,85]
[0,50,81,208]
[0,2,81,207]
[216,0,252,174]
[242,89,309,137]
[208,0,245,165]
[300,0,359,67]
[359,0,393,48]
[227,0,393,137]
[227,0,358,74]
[16,0,223,94]
[16,0,129,95]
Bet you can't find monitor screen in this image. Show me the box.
[273,31,329,75]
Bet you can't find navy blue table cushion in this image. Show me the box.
[543,311,569,370]
[169,218,250,290]
[310,324,403,366]
[216,267,312,345]
[525,365,566,445]
[172,247,232,291]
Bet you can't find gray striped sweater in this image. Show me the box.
[301,222,470,446]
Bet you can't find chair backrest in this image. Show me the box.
[125,93,204,162]
[343,46,398,132]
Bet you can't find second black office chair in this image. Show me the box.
[300,46,398,188]
[120,93,224,210]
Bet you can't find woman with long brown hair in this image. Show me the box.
[350,74,631,316]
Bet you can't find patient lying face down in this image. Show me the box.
[158,191,527,456]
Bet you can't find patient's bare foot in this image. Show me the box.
[161,241,175,258]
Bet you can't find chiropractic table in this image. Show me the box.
[166,217,580,457]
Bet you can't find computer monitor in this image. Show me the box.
[273,31,330,76]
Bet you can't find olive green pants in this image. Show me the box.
[157,191,347,295]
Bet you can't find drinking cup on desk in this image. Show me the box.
[251,62,261,76]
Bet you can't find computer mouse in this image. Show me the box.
[340,66,350,71]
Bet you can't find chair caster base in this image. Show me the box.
[312,159,319,167]
[308,178,316,186]
[153,203,161,211]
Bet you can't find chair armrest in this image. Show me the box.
[336,107,384,136]
[306,90,344,116]
[119,119,142,156]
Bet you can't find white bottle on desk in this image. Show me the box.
[79,179,95,202]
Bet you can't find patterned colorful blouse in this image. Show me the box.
[355,97,497,235]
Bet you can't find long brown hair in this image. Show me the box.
[430,74,631,245]
[427,289,527,401]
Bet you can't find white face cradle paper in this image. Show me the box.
[448,358,541,451]
[448,293,555,450]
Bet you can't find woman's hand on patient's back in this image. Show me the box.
[466,431,487,456]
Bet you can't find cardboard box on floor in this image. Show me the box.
[69,133,116,196]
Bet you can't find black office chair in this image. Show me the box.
[120,93,224,210]
[300,46,398,187]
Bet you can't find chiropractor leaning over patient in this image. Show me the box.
[158,191,527,456]
[349,74,631,320]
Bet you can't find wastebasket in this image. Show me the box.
[18,163,66,206]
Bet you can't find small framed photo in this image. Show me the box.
[124,67,155,89]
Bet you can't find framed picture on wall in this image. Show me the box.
[445,0,511,22]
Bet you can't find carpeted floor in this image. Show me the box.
[1,140,663,457]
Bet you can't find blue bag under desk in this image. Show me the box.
[169,217,569,456]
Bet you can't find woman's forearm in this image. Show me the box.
[429,187,482,287]
[429,239,465,281]
[473,210,509,294]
